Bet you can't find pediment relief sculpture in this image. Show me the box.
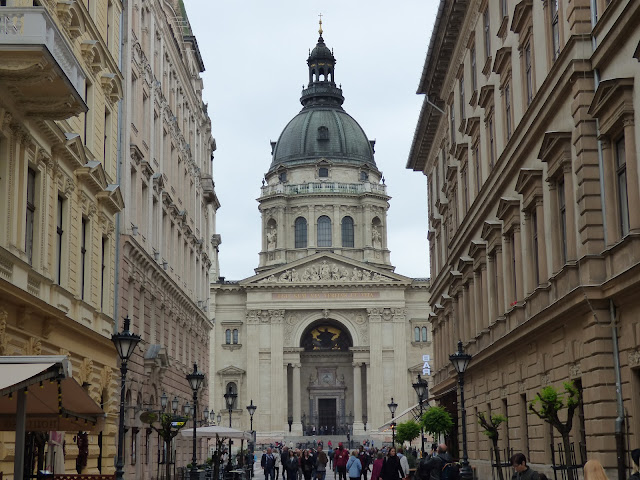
[257,260,395,284]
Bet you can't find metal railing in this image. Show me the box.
[260,182,387,197]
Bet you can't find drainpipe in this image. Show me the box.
[590,3,625,478]
[113,0,128,332]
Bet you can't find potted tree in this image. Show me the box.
[477,412,507,480]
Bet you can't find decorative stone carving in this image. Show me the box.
[372,225,382,249]
[266,226,277,250]
[568,362,582,379]
[628,349,640,368]
[540,373,551,386]
[25,337,42,356]
[258,260,395,284]
[79,358,94,385]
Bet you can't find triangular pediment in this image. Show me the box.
[243,252,411,286]
[218,366,246,376]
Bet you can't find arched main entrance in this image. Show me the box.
[299,320,353,435]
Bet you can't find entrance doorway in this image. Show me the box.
[318,398,337,432]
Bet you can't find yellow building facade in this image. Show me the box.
[0,0,123,476]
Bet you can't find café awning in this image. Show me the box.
[0,355,105,431]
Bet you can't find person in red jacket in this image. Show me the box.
[334,443,350,480]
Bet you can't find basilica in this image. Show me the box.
[209,25,432,441]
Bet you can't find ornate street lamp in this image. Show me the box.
[412,374,429,456]
[224,386,237,470]
[388,397,398,447]
[450,341,473,480]
[161,392,169,411]
[217,413,222,425]
[172,396,179,414]
[246,400,257,477]
[203,407,210,425]
[112,316,141,480]
[186,363,205,480]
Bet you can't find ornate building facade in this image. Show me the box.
[0,0,124,475]
[210,27,431,441]
[119,0,218,478]
[408,0,640,477]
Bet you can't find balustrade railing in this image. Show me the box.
[260,182,387,197]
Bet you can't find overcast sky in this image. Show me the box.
[184,1,437,280]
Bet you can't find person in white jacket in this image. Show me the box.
[397,448,410,480]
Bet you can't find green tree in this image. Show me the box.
[396,420,421,446]
[140,411,189,480]
[529,381,580,480]
[421,406,454,442]
[477,412,507,480]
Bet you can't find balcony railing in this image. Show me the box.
[260,181,387,197]
[0,7,87,118]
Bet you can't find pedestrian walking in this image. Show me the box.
[301,450,315,480]
[329,447,335,470]
[358,446,371,480]
[417,444,458,480]
[347,450,363,480]
[380,447,405,480]
[629,449,640,480]
[371,452,384,480]
[281,448,290,480]
[316,445,329,480]
[285,449,299,480]
[335,442,350,480]
[262,448,276,480]
[397,449,409,480]
[274,449,282,480]
[510,453,539,480]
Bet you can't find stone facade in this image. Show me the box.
[118,0,218,478]
[0,0,124,475]
[211,29,432,442]
[408,0,640,478]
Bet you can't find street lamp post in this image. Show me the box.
[412,374,429,456]
[387,398,398,447]
[246,400,257,478]
[450,341,473,480]
[112,316,141,480]
[186,363,205,480]
[224,386,237,470]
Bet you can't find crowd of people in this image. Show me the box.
[260,442,640,480]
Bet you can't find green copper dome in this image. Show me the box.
[268,32,377,172]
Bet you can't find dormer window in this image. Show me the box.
[319,167,329,178]
[317,126,329,141]
[279,172,287,183]
[360,171,369,182]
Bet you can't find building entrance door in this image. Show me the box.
[318,398,337,432]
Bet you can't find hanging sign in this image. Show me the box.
[422,354,431,376]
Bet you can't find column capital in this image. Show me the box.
[292,363,301,369]
[352,362,363,368]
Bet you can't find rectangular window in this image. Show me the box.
[501,0,508,18]
[511,231,517,298]
[525,44,533,105]
[101,237,107,310]
[520,394,529,457]
[615,135,629,236]
[414,327,420,342]
[459,76,465,121]
[483,8,491,60]
[551,0,560,61]
[26,168,36,265]
[489,118,495,168]
[421,326,428,342]
[84,82,93,147]
[104,108,111,167]
[81,217,88,300]
[474,144,481,193]
[505,82,512,140]
[471,46,477,93]
[532,210,539,286]
[56,196,64,285]
[558,180,567,263]
[462,168,469,213]
[450,103,456,146]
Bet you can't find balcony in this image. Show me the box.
[259,181,388,198]
[0,8,86,119]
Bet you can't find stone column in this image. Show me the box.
[563,165,577,261]
[535,200,548,282]
[624,120,640,232]
[283,363,290,432]
[503,235,514,309]
[513,226,524,301]
[548,182,562,273]
[471,272,479,338]
[333,204,340,248]
[462,283,470,343]
[292,363,302,433]
[352,362,364,434]
[308,205,316,248]
[367,309,383,427]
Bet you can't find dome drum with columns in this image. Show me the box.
[210,24,431,442]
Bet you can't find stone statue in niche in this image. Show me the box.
[267,226,277,250]
[372,225,382,249]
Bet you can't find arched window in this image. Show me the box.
[225,329,231,344]
[341,216,354,247]
[226,382,238,409]
[317,216,332,247]
[422,327,428,342]
[295,217,308,248]
[232,329,239,344]
[414,327,420,342]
